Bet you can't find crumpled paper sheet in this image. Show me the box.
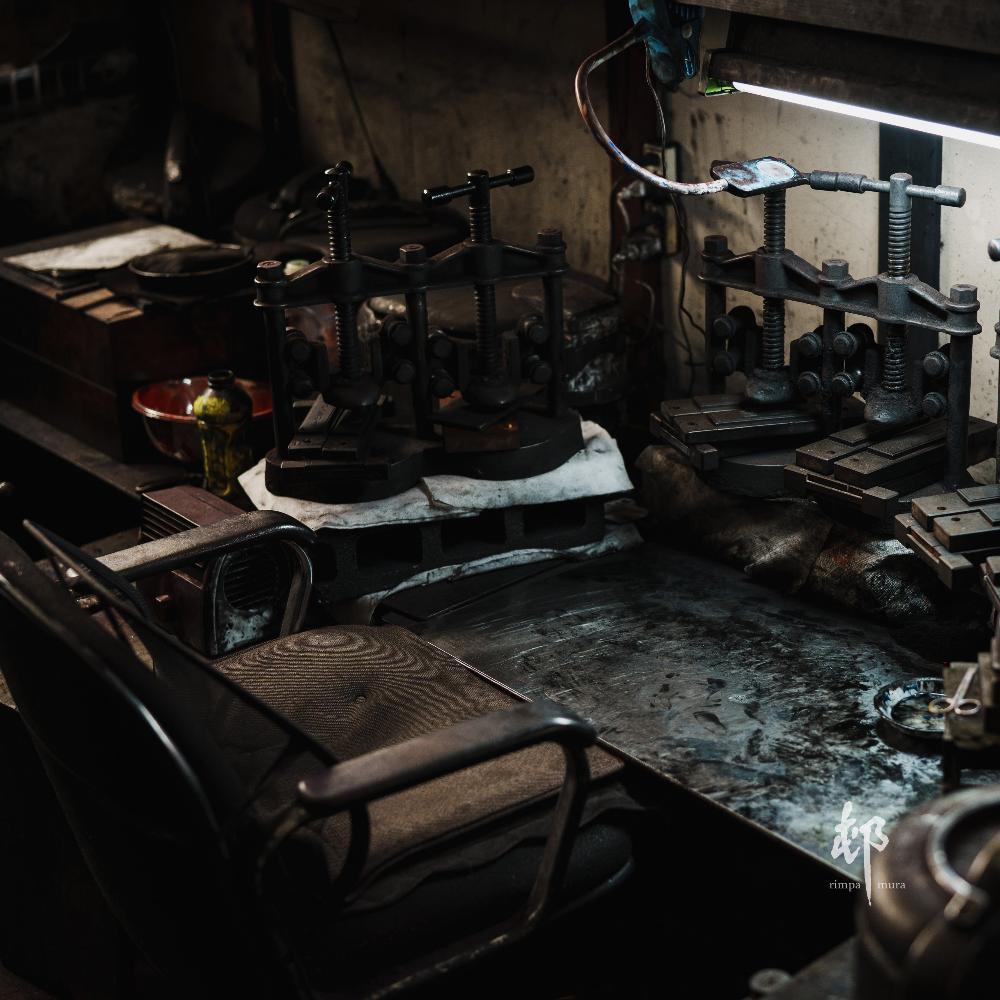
[4,224,206,273]
[240,419,633,531]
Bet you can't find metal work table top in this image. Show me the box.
[400,541,996,880]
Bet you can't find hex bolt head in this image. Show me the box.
[428,332,454,359]
[798,331,822,358]
[524,320,547,345]
[527,357,552,384]
[712,314,737,341]
[704,234,728,255]
[256,259,284,279]
[831,371,858,397]
[797,371,822,396]
[392,360,416,384]
[950,283,978,305]
[923,350,950,378]
[922,391,948,418]
[399,243,426,264]
[537,228,564,248]
[712,351,737,376]
[832,330,859,357]
[387,319,413,347]
[290,374,315,399]
[822,258,849,280]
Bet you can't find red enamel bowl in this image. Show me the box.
[132,376,272,465]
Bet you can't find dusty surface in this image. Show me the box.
[415,540,999,880]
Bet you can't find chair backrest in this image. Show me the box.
[0,531,309,998]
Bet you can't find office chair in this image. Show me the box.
[0,514,641,998]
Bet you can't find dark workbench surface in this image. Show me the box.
[401,540,996,881]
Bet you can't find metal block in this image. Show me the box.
[931,510,1000,553]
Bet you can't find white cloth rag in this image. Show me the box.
[239,419,633,531]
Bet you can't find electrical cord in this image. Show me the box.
[608,174,632,292]
[575,23,727,196]
[644,48,699,394]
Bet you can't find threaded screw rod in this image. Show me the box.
[321,161,361,382]
[887,172,912,278]
[467,170,502,378]
[763,189,786,253]
[761,189,786,371]
[881,334,907,391]
[880,173,913,395]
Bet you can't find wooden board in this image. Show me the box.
[699,1,1000,57]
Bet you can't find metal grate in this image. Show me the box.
[221,548,281,613]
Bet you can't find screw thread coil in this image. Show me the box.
[887,206,911,277]
[327,192,351,261]
[469,202,492,243]
[474,285,501,374]
[761,299,785,369]
[881,335,906,391]
[334,303,360,380]
[763,190,786,253]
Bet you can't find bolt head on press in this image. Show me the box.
[797,371,821,397]
[704,234,728,256]
[257,259,282,276]
[949,284,978,306]
[833,330,859,357]
[537,228,564,249]
[922,392,947,418]
[923,350,950,378]
[822,259,849,280]
[798,331,822,358]
[399,243,426,264]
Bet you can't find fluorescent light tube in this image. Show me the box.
[732,81,1000,150]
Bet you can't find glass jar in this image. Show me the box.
[192,369,253,498]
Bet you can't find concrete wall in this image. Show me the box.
[171,0,260,131]
[290,0,611,277]
[169,2,1000,422]
[664,82,1000,421]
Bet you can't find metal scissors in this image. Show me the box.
[929,664,981,717]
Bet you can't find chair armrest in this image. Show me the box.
[298,698,595,813]
[98,510,314,580]
[288,698,598,989]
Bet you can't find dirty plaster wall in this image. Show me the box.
[664,84,1000,423]
[170,0,259,131]
[290,0,611,278]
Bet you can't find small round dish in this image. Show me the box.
[875,677,946,740]
[128,244,254,295]
[132,376,272,465]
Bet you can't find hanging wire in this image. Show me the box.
[574,22,727,196]
[325,21,400,200]
[643,49,700,394]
